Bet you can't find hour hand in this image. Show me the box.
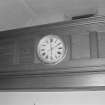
[52,43,61,50]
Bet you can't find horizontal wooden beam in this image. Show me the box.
[0,71,105,91]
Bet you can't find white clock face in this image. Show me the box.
[37,35,66,64]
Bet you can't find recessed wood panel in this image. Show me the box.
[71,31,90,59]
[0,41,15,65]
[89,31,99,58]
[98,32,105,58]
[18,39,34,64]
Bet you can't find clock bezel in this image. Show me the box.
[37,35,67,65]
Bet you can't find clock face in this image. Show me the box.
[37,35,66,64]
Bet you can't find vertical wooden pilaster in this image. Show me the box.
[98,32,105,58]
[89,31,99,58]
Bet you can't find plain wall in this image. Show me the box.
[0,91,105,105]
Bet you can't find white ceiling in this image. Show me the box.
[0,0,105,31]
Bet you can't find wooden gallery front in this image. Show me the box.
[0,15,105,91]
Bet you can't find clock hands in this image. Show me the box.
[50,38,53,61]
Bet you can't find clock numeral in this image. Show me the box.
[58,47,62,49]
[42,52,46,56]
[57,51,61,54]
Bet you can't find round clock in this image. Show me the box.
[37,35,66,64]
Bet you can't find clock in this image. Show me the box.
[37,35,66,64]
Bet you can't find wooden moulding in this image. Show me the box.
[0,71,105,91]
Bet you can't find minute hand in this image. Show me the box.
[52,43,61,49]
[50,40,53,60]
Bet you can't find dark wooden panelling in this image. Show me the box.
[71,31,90,59]
[18,39,34,64]
[98,32,105,58]
[89,31,99,58]
[0,40,16,65]
[0,16,105,90]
